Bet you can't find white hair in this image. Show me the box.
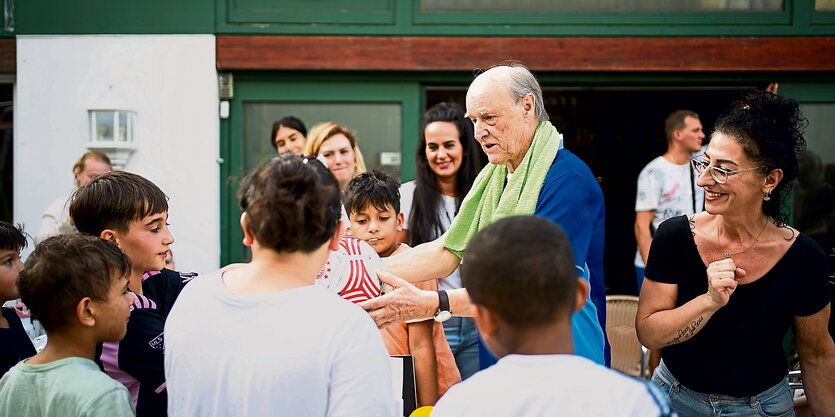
[477,64,549,122]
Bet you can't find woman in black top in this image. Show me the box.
[636,91,834,417]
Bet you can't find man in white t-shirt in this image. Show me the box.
[432,216,673,417]
[164,155,396,417]
[634,110,705,293]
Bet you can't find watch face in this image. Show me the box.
[434,310,453,323]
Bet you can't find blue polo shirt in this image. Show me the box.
[479,149,608,367]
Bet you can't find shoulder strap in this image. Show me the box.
[689,161,696,213]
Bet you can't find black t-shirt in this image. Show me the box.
[0,307,36,376]
[96,268,195,417]
[645,215,831,397]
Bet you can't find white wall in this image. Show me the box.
[16,35,220,274]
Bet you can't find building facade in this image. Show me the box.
[7,0,835,292]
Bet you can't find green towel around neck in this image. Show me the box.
[444,121,562,258]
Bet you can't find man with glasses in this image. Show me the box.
[634,110,705,293]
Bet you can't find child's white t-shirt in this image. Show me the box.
[432,354,667,417]
[164,267,397,417]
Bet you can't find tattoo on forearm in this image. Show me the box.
[667,316,704,345]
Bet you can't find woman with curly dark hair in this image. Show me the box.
[398,102,484,379]
[637,91,835,416]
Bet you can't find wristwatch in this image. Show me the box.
[433,290,452,323]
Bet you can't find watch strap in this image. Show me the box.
[436,289,450,314]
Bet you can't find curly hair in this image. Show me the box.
[714,91,808,223]
[238,154,342,253]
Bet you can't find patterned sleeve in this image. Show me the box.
[117,309,167,399]
[635,165,660,212]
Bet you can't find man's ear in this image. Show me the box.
[672,128,683,143]
[521,93,535,117]
[395,212,404,232]
[573,278,589,313]
[328,220,345,251]
[76,297,96,328]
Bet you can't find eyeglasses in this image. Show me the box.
[691,158,763,184]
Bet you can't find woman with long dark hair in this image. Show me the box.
[398,102,485,379]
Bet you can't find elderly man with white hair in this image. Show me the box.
[360,63,609,366]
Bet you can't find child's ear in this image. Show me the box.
[395,212,404,232]
[76,297,97,328]
[473,305,504,358]
[573,278,589,313]
[100,229,118,245]
[240,212,255,247]
[473,304,497,339]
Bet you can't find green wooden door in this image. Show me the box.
[220,77,421,264]
[780,83,835,235]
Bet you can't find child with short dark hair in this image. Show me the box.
[344,171,460,406]
[0,234,134,416]
[0,222,36,376]
[69,171,193,417]
[432,216,673,417]
[164,154,396,417]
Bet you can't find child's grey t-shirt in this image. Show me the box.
[0,356,134,417]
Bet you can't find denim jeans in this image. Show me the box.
[652,360,795,417]
[636,266,646,294]
[442,317,480,380]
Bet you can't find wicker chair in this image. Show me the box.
[605,295,649,378]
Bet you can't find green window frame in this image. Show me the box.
[413,0,791,26]
[219,75,420,265]
[225,0,395,25]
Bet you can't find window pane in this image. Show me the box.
[421,0,783,12]
[243,102,402,180]
[93,111,114,142]
[800,103,835,166]
[795,103,835,253]
[817,0,835,10]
